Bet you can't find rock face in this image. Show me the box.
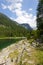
[0,40,35,65]
[21,23,33,30]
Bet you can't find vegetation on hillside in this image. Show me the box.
[0,13,30,37]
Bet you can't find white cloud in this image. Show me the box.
[14,8,36,28]
[10,17,15,21]
[15,12,36,28]
[8,4,15,11]
[15,3,22,9]
[1,3,7,9]
[1,0,22,11]
[29,8,33,11]
[6,0,23,3]
[1,0,36,29]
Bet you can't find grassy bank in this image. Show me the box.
[33,48,43,65]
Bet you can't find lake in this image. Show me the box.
[0,37,22,50]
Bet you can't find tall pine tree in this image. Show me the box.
[37,0,43,42]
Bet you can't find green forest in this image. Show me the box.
[0,13,30,37]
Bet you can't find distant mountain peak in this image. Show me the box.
[21,23,33,30]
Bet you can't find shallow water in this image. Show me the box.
[0,38,21,49]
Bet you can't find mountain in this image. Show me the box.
[21,23,33,30]
[0,13,29,37]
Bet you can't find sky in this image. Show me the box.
[0,0,38,29]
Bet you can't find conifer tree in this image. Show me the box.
[37,0,43,41]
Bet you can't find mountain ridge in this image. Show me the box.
[21,23,33,30]
[0,13,30,37]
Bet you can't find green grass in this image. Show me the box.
[30,47,43,65]
[28,39,34,44]
[35,48,43,65]
[8,49,19,59]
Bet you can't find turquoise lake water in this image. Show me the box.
[0,38,21,50]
